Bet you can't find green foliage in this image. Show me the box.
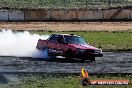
[0,0,128,9]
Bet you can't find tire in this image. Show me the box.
[66,50,73,60]
[47,48,55,59]
[90,57,95,61]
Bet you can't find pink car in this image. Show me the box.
[36,34,103,61]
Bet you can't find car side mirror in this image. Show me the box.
[62,41,67,44]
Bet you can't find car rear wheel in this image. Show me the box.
[48,48,56,59]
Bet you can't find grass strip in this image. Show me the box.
[0,73,132,88]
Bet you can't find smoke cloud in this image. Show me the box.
[0,30,49,58]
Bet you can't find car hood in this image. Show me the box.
[67,43,98,50]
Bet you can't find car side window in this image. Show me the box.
[57,35,64,43]
[48,35,58,42]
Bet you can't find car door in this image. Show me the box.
[56,35,65,55]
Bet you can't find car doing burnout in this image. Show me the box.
[36,34,103,61]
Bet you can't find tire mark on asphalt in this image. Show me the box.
[0,52,131,73]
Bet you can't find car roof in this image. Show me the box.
[52,33,81,37]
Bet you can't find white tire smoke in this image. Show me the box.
[0,30,49,58]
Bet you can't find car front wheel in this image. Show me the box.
[66,50,73,60]
[90,57,95,61]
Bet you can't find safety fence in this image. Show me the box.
[0,8,132,21]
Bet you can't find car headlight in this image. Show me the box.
[95,49,102,53]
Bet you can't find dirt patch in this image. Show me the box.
[0,22,132,32]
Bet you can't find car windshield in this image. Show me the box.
[64,36,87,45]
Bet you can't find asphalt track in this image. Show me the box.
[0,52,132,73]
